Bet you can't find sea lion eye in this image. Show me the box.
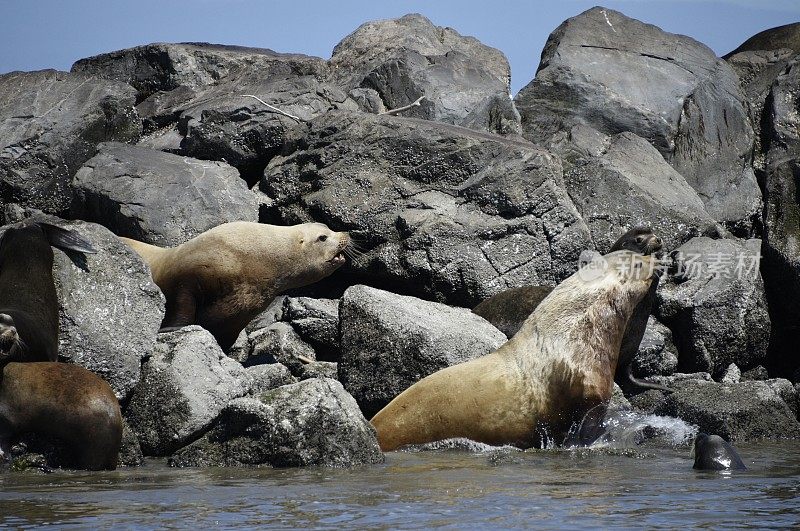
[317,234,328,242]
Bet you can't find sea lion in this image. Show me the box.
[120,221,351,351]
[472,227,667,393]
[0,221,97,363]
[692,433,746,471]
[371,250,657,451]
[0,361,122,470]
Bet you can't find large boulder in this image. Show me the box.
[125,327,252,456]
[71,43,328,100]
[656,237,770,377]
[259,110,592,306]
[0,70,141,214]
[760,58,800,377]
[725,23,800,57]
[329,14,520,134]
[142,72,359,183]
[338,285,506,417]
[169,378,384,468]
[514,7,760,232]
[552,126,714,250]
[71,142,258,246]
[631,317,679,380]
[647,380,800,441]
[43,218,164,401]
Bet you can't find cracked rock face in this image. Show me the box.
[169,378,384,468]
[514,7,761,233]
[656,237,770,377]
[0,70,141,214]
[329,13,520,135]
[71,142,259,246]
[338,285,506,418]
[259,110,592,307]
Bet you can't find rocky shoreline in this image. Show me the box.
[2,8,800,469]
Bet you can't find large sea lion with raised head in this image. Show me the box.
[0,361,122,470]
[120,221,351,351]
[473,227,667,393]
[0,221,97,363]
[372,250,657,451]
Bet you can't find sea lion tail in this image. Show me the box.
[38,223,98,254]
[625,363,673,393]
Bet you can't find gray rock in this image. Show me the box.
[0,70,141,214]
[329,14,520,135]
[514,7,760,232]
[657,237,770,376]
[338,285,506,417]
[652,380,800,441]
[174,73,359,181]
[609,383,632,411]
[765,378,799,417]
[169,378,384,468]
[632,317,679,378]
[760,59,800,377]
[725,23,800,57]
[246,363,297,395]
[118,419,144,467]
[246,322,316,375]
[282,297,340,359]
[47,219,164,401]
[72,42,328,99]
[741,365,770,381]
[555,128,714,250]
[71,142,258,245]
[260,110,592,307]
[126,327,252,456]
[298,361,338,381]
[721,363,742,384]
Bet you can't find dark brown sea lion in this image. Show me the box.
[0,221,97,363]
[0,362,122,470]
[372,250,657,451]
[692,433,746,471]
[472,227,668,393]
[120,221,351,351]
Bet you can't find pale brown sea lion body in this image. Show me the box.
[473,227,666,392]
[0,362,122,470]
[372,250,657,451]
[120,221,350,351]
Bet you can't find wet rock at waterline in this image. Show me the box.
[169,378,384,468]
[125,327,252,456]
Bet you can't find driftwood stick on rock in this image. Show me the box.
[295,354,314,364]
[380,96,425,116]
[242,94,304,122]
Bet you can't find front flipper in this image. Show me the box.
[564,402,609,447]
[161,283,198,331]
[625,363,673,393]
[38,223,98,254]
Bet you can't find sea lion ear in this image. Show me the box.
[37,223,99,254]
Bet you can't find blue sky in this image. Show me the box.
[1,0,798,94]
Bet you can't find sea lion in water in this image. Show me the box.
[0,221,97,363]
[120,221,351,351]
[692,433,746,471]
[372,250,657,451]
[0,362,122,470]
[472,227,668,393]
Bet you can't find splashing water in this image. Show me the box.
[591,409,698,449]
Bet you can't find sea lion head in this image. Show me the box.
[692,433,746,470]
[293,222,352,282]
[0,313,22,363]
[610,227,663,256]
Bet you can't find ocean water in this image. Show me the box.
[1,414,798,529]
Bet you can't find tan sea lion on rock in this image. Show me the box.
[120,221,351,351]
[0,362,122,470]
[473,227,668,393]
[371,250,657,451]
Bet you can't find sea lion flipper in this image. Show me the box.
[38,223,98,254]
[625,363,673,393]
